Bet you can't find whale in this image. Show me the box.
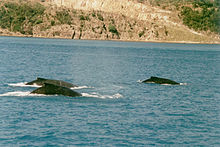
[31,83,82,97]
[142,76,180,85]
[26,77,77,88]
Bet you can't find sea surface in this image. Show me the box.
[0,36,220,146]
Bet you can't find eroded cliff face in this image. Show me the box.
[44,0,220,43]
[51,0,172,22]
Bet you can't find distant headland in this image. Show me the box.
[0,0,219,44]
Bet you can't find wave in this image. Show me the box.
[0,91,45,97]
[137,80,143,83]
[0,91,123,99]
[161,83,187,86]
[8,82,41,88]
[160,83,174,86]
[71,86,93,90]
[82,92,123,99]
[8,82,92,89]
[137,80,187,86]
[137,80,155,84]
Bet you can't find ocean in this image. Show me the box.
[0,36,220,146]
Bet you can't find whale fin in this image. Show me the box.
[37,77,47,81]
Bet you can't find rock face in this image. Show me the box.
[31,83,82,97]
[26,77,77,88]
[142,76,180,85]
[42,0,220,43]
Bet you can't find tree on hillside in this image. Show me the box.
[181,0,219,33]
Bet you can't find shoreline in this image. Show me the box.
[1,0,220,46]
[0,34,220,45]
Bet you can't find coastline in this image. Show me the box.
[1,34,219,45]
[1,0,220,45]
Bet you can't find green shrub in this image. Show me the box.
[13,24,22,32]
[97,13,104,21]
[85,15,90,21]
[79,15,90,21]
[139,31,145,37]
[51,20,55,26]
[109,24,119,36]
[79,15,86,20]
[4,2,17,9]
[92,12,96,17]
[56,10,72,25]
[35,19,43,24]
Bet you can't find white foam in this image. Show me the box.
[138,80,156,84]
[146,82,155,84]
[0,91,123,99]
[137,80,156,83]
[161,83,187,86]
[82,92,123,99]
[139,81,187,86]
[8,82,41,88]
[160,83,187,86]
[71,86,93,90]
[161,83,172,86]
[137,80,143,83]
[0,91,45,97]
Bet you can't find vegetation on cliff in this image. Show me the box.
[181,0,220,33]
[0,2,45,35]
[0,1,123,39]
[138,0,219,34]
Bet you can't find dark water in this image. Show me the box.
[0,36,220,146]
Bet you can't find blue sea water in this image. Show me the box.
[0,36,219,146]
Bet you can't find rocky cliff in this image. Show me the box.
[0,0,219,43]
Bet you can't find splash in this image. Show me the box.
[82,92,123,99]
[8,83,92,89]
[71,86,93,90]
[8,82,41,88]
[0,91,123,99]
[161,83,172,86]
[161,83,187,86]
[138,80,187,86]
[0,91,45,97]
[137,80,143,83]
[137,80,155,83]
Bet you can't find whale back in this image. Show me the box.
[143,76,179,85]
[31,83,82,97]
[44,79,76,88]
[26,77,46,85]
[37,77,47,81]
[26,77,77,88]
